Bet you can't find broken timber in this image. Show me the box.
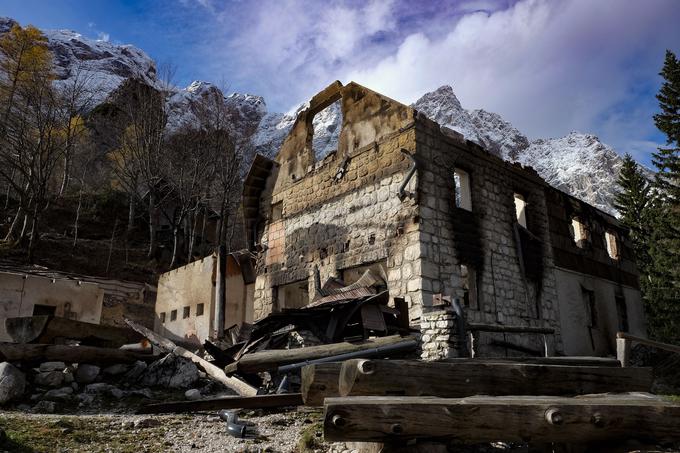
[226,335,416,375]
[337,359,652,398]
[0,343,157,365]
[301,362,343,406]
[125,319,257,397]
[323,394,680,443]
[137,393,303,414]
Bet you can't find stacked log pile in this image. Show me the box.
[301,358,680,451]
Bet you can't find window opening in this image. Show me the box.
[170,309,177,321]
[183,306,190,319]
[454,168,472,211]
[514,193,527,228]
[311,99,342,161]
[196,303,204,316]
[605,231,619,260]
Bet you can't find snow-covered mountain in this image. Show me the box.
[412,86,636,214]
[0,17,158,105]
[0,17,638,215]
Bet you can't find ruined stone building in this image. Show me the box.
[241,81,645,357]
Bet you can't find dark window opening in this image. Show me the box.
[460,264,478,310]
[183,306,190,319]
[275,280,310,309]
[33,304,56,317]
[196,303,204,316]
[170,309,177,321]
[160,312,166,323]
[271,202,283,222]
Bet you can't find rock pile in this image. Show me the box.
[0,352,210,414]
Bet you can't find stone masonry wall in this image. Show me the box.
[252,126,427,322]
[414,116,563,356]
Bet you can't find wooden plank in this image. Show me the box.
[0,344,158,365]
[338,359,652,399]
[467,323,555,334]
[324,394,680,443]
[5,316,143,347]
[301,362,342,406]
[617,332,680,355]
[228,335,415,374]
[442,356,622,367]
[125,319,258,397]
[137,393,303,414]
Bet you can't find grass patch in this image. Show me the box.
[0,414,167,453]
[296,410,325,453]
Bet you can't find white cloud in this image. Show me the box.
[96,31,110,42]
[191,0,679,164]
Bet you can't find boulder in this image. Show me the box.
[184,389,201,401]
[75,364,100,384]
[39,362,66,372]
[0,362,26,404]
[140,354,198,389]
[32,400,56,413]
[127,388,152,399]
[34,370,64,388]
[43,387,74,402]
[103,364,130,376]
[85,383,123,399]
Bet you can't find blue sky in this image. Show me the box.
[2,0,679,166]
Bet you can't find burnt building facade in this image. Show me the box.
[242,81,645,357]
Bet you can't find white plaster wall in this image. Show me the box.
[0,272,103,342]
[555,267,645,356]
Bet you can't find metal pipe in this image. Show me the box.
[398,149,417,201]
[276,339,417,373]
[218,409,248,438]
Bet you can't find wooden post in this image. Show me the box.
[617,337,631,367]
[301,362,342,406]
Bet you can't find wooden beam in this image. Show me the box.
[5,316,143,347]
[0,344,157,365]
[227,335,416,375]
[467,323,555,334]
[301,362,342,406]
[125,319,257,397]
[338,359,652,399]
[137,393,303,414]
[617,332,680,356]
[441,356,622,367]
[324,394,680,443]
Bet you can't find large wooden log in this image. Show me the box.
[338,360,652,399]
[227,335,415,375]
[137,393,303,414]
[324,394,680,443]
[5,316,142,347]
[301,362,343,406]
[0,343,157,364]
[125,319,257,397]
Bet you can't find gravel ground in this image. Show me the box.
[0,407,329,453]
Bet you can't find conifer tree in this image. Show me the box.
[647,49,680,342]
[614,154,651,274]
